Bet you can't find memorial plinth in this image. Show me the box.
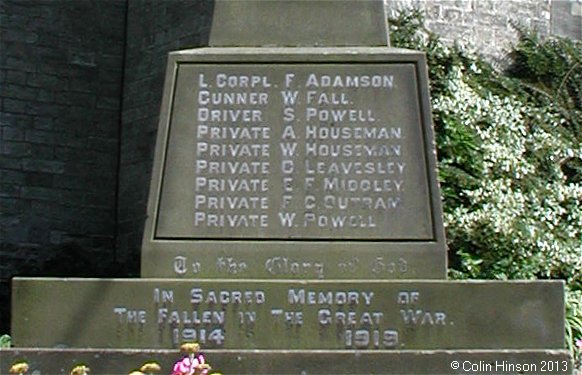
[142,48,446,279]
[3,1,572,374]
[12,278,565,350]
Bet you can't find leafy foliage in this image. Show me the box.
[566,289,582,365]
[507,28,581,127]
[389,10,582,361]
[0,334,11,348]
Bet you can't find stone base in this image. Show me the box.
[11,278,565,350]
[0,348,574,374]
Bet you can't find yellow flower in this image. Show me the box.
[195,364,211,375]
[180,342,200,353]
[70,364,90,375]
[9,362,29,374]
[128,371,144,375]
[140,361,161,373]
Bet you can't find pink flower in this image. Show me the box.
[576,338,582,349]
[172,354,209,375]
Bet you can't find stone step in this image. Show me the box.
[0,348,574,374]
[11,278,565,350]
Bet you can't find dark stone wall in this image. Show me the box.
[116,0,214,264]
[0,0,214,335]
[0,0,126,333]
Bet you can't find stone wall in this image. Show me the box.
[116,0,214,264]
[385,0,553,63]
[0,0,126,332]
[551,0,582,40]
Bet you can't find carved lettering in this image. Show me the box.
[186,65,427,245]
[190,288,266,305]
[288,289,374,306]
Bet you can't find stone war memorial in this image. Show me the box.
[1,1,574,374]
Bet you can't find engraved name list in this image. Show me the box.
[156,64,433,240]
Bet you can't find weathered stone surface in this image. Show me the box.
[0,348,573,374]
[141,47,447,279]
[209,0,389,47]
[12,278,564,350]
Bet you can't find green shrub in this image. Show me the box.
[566,289,582,364]
[389,9,581,361]
[0,334,11,348]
